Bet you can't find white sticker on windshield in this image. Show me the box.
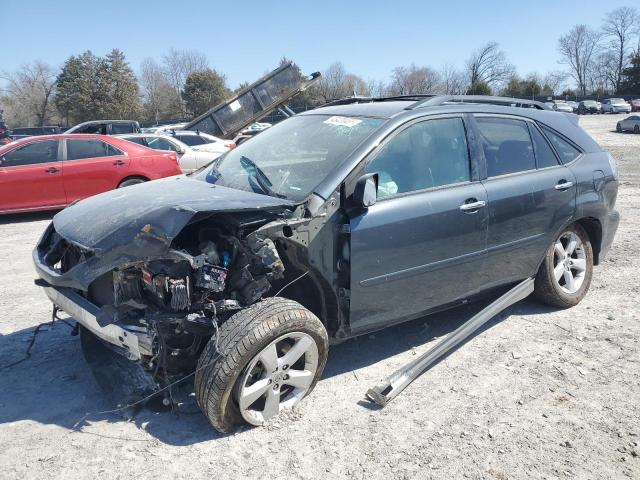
[229,100,241,112]
[324,116,362,128]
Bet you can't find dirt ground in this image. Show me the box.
[0,114,638,480]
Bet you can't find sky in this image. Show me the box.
[1,0,633,88]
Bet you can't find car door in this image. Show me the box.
[62,138,130,202]
[473,115,576,288]
[348,116,489,334]
[0,139,65,212]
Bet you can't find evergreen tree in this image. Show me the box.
[181,69,230,117]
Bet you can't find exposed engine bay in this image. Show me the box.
[95,217,287,384]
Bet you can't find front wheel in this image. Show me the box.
[616,123,623,133]
[194,298,329,432]
[635,125,639,134]
[534,224,593,308]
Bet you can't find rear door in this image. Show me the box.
[0,139,65,212]
[145,137,194,171]
[348,116,488,334]
[473,115,576,288]
[62,138,130,202]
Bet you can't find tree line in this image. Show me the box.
[1,5,639,128]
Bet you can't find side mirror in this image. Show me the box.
[353,173,378,208]
[175,145,186,154]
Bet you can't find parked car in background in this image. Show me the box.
[169,130,236,150]
[551,101,573,113]
[601,98,631,114]
[596,101,602,113]
[33,95,619,432]
[0,134,181,214]
[144,122,188,134]
[577,100,600,115]
[10,126,65,140]
[117,133,231,172]
[631,99,640,112]
[616,115,640,133]
[66,120,141,135]
[566,101,579,112]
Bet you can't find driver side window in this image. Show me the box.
[0,140,59,167]
[364,117,470,199]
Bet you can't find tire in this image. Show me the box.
[194,297,329,432]
[616,123,622,133]
[118,177,147,188]
[534,223,594,308]
[635,125,639,134]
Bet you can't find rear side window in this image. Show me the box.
[75,123,108,134]
[147,137,178,152]
[476,117,535,177]
[528,124,559,169]
[539,125,581,164]
[123,137,146,146]
[365,117,470,198]
[67,139,119,160]
[0,140,59,167]
[176,134,206,146]
[112,123,136,134]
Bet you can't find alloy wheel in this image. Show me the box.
[553,231,587,294]
[236,332,319,425]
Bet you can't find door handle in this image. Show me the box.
[459,199,486,212]
[113,160,126,166]
[555,180,574,191]
[44,167,59,173]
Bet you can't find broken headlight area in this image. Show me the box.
[100,229,285,380]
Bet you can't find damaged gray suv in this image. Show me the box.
[33,95,619,432]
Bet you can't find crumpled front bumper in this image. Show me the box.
[40,282,144,361]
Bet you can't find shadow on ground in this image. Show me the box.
[0,211,57,225]
[0,295,556,445]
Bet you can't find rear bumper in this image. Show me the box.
[599,210,620,262]
[41,282,143,361]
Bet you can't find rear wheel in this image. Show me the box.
[118,177,147,188]
[194,297,328,432]
[635,125,639,134]
[534,224,593,308]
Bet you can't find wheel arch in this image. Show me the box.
[117,175,150,188]
[575,217,603,265]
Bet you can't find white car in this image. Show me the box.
[616,115,640,133]
[117,133,231,172]
[552,101,574,113]
[601,98,632,114]
[143,123,189,134]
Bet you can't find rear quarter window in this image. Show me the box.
[539,125,582,164]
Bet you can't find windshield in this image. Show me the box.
[610,98,626,104]
[194,114,385,201]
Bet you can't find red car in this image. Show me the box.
[631,99,640,112]
[0,134,182,214]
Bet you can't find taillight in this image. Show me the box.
[224,142,236,149]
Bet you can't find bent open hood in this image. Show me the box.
[54,176,294,252]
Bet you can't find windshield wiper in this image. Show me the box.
[239,156,286,198]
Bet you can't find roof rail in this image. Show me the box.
[321,94,437,107]
[407,95,548,110]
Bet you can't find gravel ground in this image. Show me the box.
[0,114,638,480]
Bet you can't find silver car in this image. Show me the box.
[616,115,640,133]
[602,98,632,114]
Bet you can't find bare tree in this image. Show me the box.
[140,58,182,121]
[465,42,515,90]
[161,48,209,117]
[313,62,369,102]
[602,6,639,92]
[0,61,58,126]
[542,71,569,96]
[387,64,442,95]
[440,64,467,94]
[558,25,601,96]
